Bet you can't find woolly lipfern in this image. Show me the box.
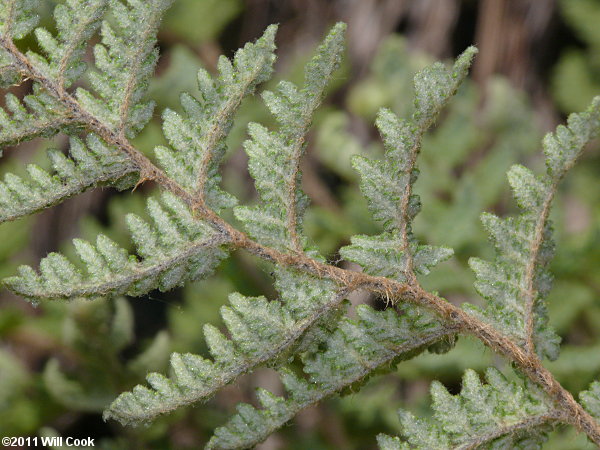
[1,1,600,448]
[32,0,107,88]
[207,305,454,449]
[5,190,228,301]
[0,135,134,222]
[378,369,558,449]
[156,24,277,204]
[76,0,173,137]
[464,98,600,360]
[234,22,345,253]
[339,48,477,283]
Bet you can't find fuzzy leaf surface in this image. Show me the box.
[30,0,107,88]
[0,135,135,223]
[0,84,72,149]
[156,25,277,206]
[103,269,340,425]
[340,48,477,282]
[465,97,600,360]
[235,23,346,253]
[378,368,559,449]
[207,305,452,449]
[76,0,173,137]
[4,191,227,301]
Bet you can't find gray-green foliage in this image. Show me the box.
[0,135,135,222]
[103,30,479,444]
[464,98,600,361]
[0,0,172,205]
[380,99,600,449]
[206,305,452,450]
[1,1,600,448]
[339,48,477,283]
[5,190,228,301]
[234,23,345,253]
[0,0,39,41]
[0,85,70,149]
[32,0,107,88]
[378,369,557,449]
[103,269,340,426]
[77,0,173,137]
[0,0,107,147]
[156,24,276,204]
[581,382,600,422]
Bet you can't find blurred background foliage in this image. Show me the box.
[0,0,599,448]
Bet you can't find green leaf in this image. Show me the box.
[4,191,227,301]
[103,269,339,426]
[580,381,600,421]
[207,305,450,449]
[235,23,346,253]
[31,0,107,87]
[76,0,173,137]
[0,85,72,148]
[340,48,476,281]
[156,25,277,206]
[0,0,39,40]
[340,233,452,283]
[379,368,558,449]
[0,135,135,223]
[465,97,600,360]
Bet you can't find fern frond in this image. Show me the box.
[76,0,173,137]
[31,0,107,88]
[0,135,134,223]
[103,269,339,425]
[4,191,227,301]
[465,96,600,360]
[581,381,600,422]
[0,85,73,149]
[207,305,452,449]
[1,0,106,147]
[0,0,39,41]
[155,25,277,206]
[339,47,477,283]
[234,23,346,253]
[378,368,561,449]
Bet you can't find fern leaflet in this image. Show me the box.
[156,25,277,204]
[340,47,477,284]
[208,305,454,449]
[234,23,346,253]
[5,191,228,301]
[0,135,135,223]
[378,368,560,449]
[465,97,600,360]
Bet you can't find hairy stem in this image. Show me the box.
[0,36,192,201]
